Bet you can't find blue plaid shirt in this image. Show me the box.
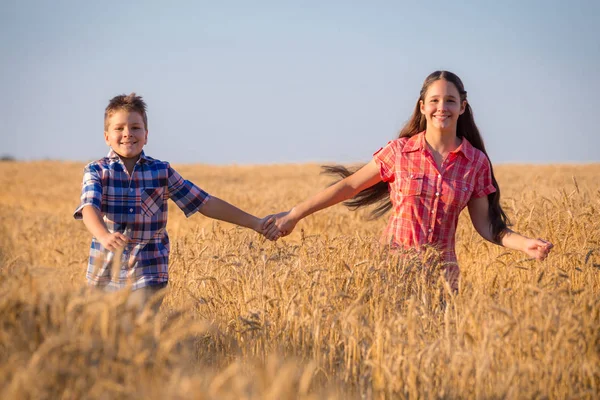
[74,150,210,290]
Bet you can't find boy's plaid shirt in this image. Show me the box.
[373,131,496,266]
[74,150,210,290]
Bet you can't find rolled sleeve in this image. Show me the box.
[74,164,103,219]
[473,157,496,198]
[373,140,397,182]
[167,165,210,217]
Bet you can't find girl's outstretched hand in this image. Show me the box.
[262,210,297,241]
[523,238,554,261]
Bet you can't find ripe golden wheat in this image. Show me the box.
[0,161,598,399]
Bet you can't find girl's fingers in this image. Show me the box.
[537,246,551,260]
[265,225,280,241]
[263,217,275,230]
[266,228,275,241]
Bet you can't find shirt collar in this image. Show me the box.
[401,131,474,162]
[106,149,150,164]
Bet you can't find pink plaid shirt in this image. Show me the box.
[373,131,496,267]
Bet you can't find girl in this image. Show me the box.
[262,71,553,290]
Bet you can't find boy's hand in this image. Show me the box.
[98,232,129,252]
[523,238,553,261]
[258,215,281,241]
[262,210,297,241]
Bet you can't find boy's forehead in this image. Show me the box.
[107,109,145,124]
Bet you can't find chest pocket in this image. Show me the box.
[141,187,164,217]
[399,173,424,196]
[448,179,474,208]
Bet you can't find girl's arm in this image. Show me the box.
[81,206,129,252]
[467,196,553,260]
[199,196,268,233]
[263,159,382,240]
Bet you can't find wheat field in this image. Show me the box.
[0,161,598,399]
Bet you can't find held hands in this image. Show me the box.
[255,215,277,236]
[523,238,554,261]
[260,210,298,241]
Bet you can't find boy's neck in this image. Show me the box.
[119,154,141,175]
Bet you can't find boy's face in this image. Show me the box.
[104,110,148,160]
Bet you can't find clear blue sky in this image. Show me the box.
[1,0,599,164]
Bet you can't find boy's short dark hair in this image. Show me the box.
[104,93,148,130]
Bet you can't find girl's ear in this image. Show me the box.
[419,100,425,114]
[459,100,467,115]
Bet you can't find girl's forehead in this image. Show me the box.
[424,79,460,97]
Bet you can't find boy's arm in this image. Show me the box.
[199,196,263,233]
[165,164,269,234]
[81,205,128,252]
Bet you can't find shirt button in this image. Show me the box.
[130,188,134,192]
[438,174,441,179]
[428,228,432,233]
[435,192,440,197]
[129,208,133,212]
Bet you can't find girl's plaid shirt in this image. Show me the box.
[373,131,496,266]
[74,150,210,291]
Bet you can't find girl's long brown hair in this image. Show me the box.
[323,70,509,243]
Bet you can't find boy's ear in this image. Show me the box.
[144,130,148,144]
[104,131,110,146]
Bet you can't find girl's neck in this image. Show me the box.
[424,128,460,154]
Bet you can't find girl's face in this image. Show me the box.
[420,79,466,133]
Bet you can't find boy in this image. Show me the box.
[74,93,274,311]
